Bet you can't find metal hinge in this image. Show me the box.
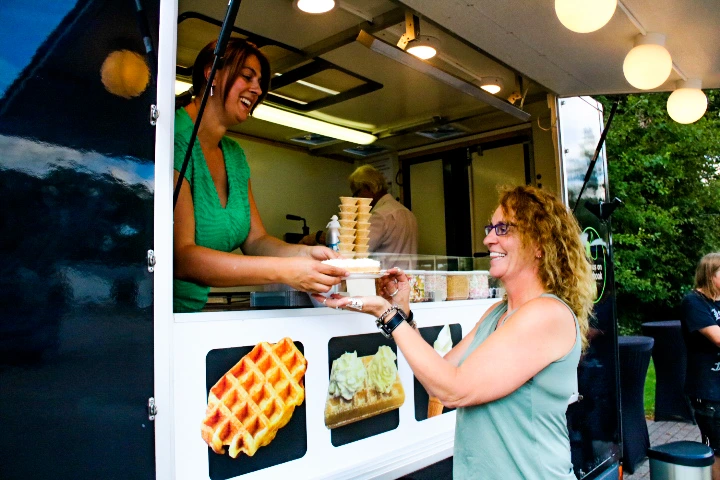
[149,104,159,126]
[147,249,156,273]
[148,397,157,421]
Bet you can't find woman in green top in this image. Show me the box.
[318,186,596,479]
[174,39,346,312]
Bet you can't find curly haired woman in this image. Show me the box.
[317,185,596,479]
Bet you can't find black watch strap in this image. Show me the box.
[377,311,406,338]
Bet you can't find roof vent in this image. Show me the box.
[415,124,468,140]
[289,133,337,146]
[343,144,389,157]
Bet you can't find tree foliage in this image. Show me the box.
[597,92,720,333]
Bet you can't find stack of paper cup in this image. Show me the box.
[355,198,372,258]
[338,197,358,257]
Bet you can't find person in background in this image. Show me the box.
[349,164,418,255]
[173,39,346,313]
[316,185,596,479]
[681,252,720,480]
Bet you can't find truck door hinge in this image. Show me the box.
[148,397,157,421]
[150,104,159,126]
[147,249,156,273]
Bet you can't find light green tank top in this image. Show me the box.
[173,108,251,312]
[453,294,580,480]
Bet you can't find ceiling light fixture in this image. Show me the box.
[252,105,376,144]
[667,79,707,124]
[478,77,503,95]
[623,33,672,90]
[397,11,438,60]
[174,79,376,144]
[555,0,617,33]
[406,35,439,60]
[295,0,335,14]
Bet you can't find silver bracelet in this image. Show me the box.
[377,305,399,325]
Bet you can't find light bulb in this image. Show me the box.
[623,33,673,90]
[406,36,439,60]
[479,77,503,95]
[295,0,335,14]
[555,0,617,33]
[667,79,707,124]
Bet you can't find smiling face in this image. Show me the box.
[218,54,263,125]
[483,206,539,283]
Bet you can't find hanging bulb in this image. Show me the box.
[623,33,673,90]
[295,0,335,14]
[555,0,617,33]
[667,79,707,124]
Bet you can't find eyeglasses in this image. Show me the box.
[484,222,516,236]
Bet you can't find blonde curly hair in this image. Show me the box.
[498,186,596,351]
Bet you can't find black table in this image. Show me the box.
[641,321,694,422]
[619,335,654,474]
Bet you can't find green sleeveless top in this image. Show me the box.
[453,294,580,480]
[173,108,251,312]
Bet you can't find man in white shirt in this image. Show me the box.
[348,165,418,255]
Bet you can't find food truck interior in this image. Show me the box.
[0,0,718,479]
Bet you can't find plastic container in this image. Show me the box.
[425,272,447,302]
[468,271,490,299]
[446,272,472,300]
[405,270,432,302]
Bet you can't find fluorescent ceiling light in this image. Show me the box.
[295,0,335,14]
[253,105,376,144]
[274,73,340,95]
[175,79,376,144]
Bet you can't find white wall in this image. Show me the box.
[228,135,356,239]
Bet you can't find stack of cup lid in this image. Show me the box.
[338,197,358,257]
[355,198,372,258]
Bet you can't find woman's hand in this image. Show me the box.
[306,245,342,260]
[312,293,393,319]
[281,257,347,293]
[376,267,411,313]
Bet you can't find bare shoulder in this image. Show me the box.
[511,296,575,331]
[476,300,505,326]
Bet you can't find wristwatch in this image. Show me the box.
[376,306,407,338]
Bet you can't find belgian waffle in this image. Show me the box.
[324,356,404,429]
[201,338,307,458]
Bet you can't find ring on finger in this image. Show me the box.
[322,297,328,305]
[389,288,399,297]
[348,298,364,311]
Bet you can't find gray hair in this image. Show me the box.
[348,165,387,196]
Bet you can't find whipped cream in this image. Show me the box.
[367,346,398,394]
[433,324,453,356]
[328,351,367,400]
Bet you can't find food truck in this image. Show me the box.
[1,0,716,478]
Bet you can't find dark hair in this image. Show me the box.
[177,38,271,111]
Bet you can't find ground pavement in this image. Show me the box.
[624,419,702,480]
